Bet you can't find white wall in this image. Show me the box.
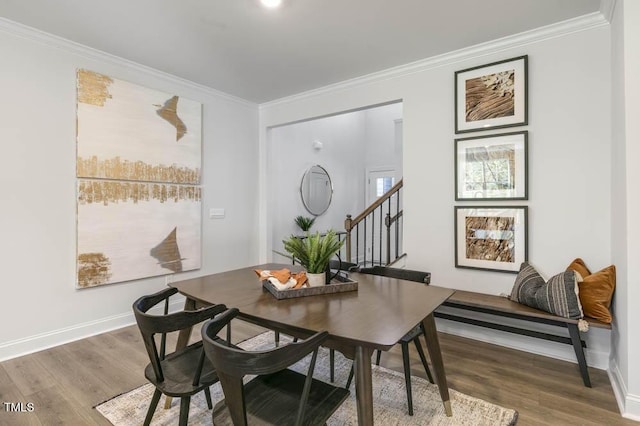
[610,0,640,420]
[269,111,366,257]
[268,103,402,260]
[0,22,260,360]
[363,103,403,177]
[260,21,613,370]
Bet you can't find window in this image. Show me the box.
[376,177,395,197]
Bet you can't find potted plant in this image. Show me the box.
[283,230,344,287]
[294,215,315,232]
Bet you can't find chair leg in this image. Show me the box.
[204,386,213,409]
[346,363,355,389]
[143,389,162,426]
[274,330,280,347]
[178,396,191,426]
[330,349,335,382]
[375,349,382,366]
[401,341,414,416]
[413,337,434,384]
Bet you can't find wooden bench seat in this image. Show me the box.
[433,289,611,387]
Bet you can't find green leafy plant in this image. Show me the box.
[283,230,344,274]
[294,215,316,232]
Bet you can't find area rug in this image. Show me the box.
[96,332,517,425]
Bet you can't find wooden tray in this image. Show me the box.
[262,274,357,299]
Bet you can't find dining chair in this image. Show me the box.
[133,287,227,426]
[345,266,434,416]
[201,308,350,426]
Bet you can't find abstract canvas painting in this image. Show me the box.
[76,69,201,184]
[76,70,202,288]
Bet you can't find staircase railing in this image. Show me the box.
[344,179,403,266]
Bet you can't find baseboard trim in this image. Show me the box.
[609,359,640,420]
[435,317,610,370]
[0,299,184,362]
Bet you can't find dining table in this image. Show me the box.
[170,263,454,425]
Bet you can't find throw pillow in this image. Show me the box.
[567,260,616,323]
[567,258,591,281]
[510,262,544,302]
[510,262,584,319]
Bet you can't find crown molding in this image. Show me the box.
[0,17,256,108]
[260,11,609,109]
[600,0,617,23]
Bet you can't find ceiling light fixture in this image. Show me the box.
[260,0,282,9]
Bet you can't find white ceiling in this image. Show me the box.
[0,0,601,103]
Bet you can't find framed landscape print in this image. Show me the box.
[455,55,528,133]
[455,206,528,273]
[455,131,528,200]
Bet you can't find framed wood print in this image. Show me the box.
[455,206,528,273]
[455,131,528,200]
[455,55,528,133]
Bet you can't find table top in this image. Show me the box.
[171,263,454,351]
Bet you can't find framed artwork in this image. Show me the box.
[75,69,202,288]
[455,206,528,273]
[455,55,528,133]
[455,131,528,200]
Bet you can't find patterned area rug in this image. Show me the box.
[96,332,517,425]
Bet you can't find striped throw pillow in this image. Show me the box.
[510,262,584,319]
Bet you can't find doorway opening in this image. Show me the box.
[267,101,403,265]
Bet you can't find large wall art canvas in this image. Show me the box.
[76,70,202,288]
[76,69,201,184]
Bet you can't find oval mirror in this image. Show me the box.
[300,165,333,216]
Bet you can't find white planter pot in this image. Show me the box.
[307,272,326,287]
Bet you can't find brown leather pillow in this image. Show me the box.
[567,259,616,323]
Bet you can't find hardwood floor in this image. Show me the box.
[0,321,634,426]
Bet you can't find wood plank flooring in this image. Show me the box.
[0,321,634,425]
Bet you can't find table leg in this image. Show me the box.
[164,297,197,409]
[175,297,196,349]
[421,313,452,416]
[354,345,374,425]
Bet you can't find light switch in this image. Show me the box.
[209,208,225,219]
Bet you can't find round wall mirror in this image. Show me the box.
[300,165,333,216]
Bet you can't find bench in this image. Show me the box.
[433,289,611,387]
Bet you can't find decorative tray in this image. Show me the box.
[262,274,358,300]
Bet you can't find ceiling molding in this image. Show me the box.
[0,17,256,108]
[599,0,617,22]
[260,11,609,109]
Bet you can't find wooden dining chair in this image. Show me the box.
[345,266,434,416]
[133,287,227,426]
[201,308,350,426]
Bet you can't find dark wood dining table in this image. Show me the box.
[170,263,454,425]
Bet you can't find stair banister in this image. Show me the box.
[344,179,403,264]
